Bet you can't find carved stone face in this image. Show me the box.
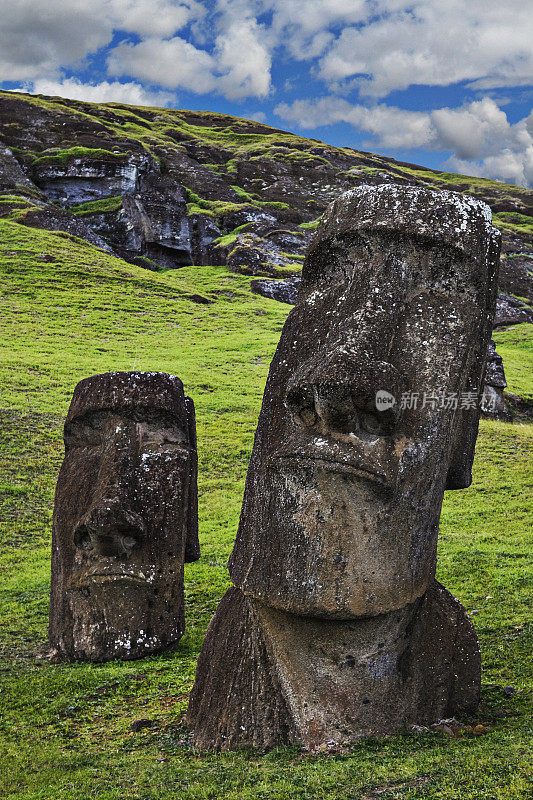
[48,371,199,661]
[229,186,499,619]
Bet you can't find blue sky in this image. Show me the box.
[1,0,532,186]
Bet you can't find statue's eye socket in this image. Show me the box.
[79,534,93,551]
[297,406,318,427]
[360,412,382,435]
[121,536,138,549]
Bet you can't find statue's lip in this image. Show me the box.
[272,453,389,487]
[69,571,149,588]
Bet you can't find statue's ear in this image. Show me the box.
[184,396,200,563]
[445,406,480,490]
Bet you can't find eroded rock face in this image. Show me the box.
[1,91,529,305]
[32,151,154,205]
[48,371,200,661]
[186,185,499,749]
[250,276,301,304]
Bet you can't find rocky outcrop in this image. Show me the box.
[0,142,39,195]
[0,90,530,299]
[31,150,154,205]
[251,277,300,304]
[494,293,533,327]
[0,90,530,409]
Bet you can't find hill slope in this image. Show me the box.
[0,92,532,797]
[0,211,532,798]
[0,90,532,317]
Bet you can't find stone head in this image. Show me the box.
[49,371,199,660]
[229,185,499,619]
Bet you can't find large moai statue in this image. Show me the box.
[48,371,200,661]
[186,185,500,750]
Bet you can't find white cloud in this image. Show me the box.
[110,0,205,38]
[25,77,175,107]
[0,0,112,81]
[259,0,368,60]
[317,0,533,98]
[274,97,433,149]
[430,98,512,161]
[213,1,272,99]
[108,1,272,99]
[0,0,206,82]
[275,96,533,187]
[107,36,218,94]
[248,111,267,122]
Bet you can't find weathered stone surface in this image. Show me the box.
[186,587,298,750]
[0,143,39,195]
[186,581,480,750]
[20,203,113,252]
[32,151,155,205]
[187,184,498,749]
[494,292,533,327]
[251,276,301,304]
[481,339,510,418]
[48,371,200,661]
[230,185,500,619]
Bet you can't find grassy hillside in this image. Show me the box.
[0,219,532,799]
[1,89,532,300]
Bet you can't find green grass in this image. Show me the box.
[493,212,533,237]
[32,147,129,167]
[70,196,123,216]
[0,194,35,206]
[213,223,255,249]
[0,219,532,798]
[299,217,322,230]
[184,188,251,219]
[0,195,40,221]
[493,324,533,401]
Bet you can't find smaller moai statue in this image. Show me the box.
[186,185,500,750]
[48,371,200,661]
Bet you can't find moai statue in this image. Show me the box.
[186,185,500,750]
[48,371,200,661]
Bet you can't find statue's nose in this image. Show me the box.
[74,503,145,556]
[74,421,145,556]
[286,353,402,437]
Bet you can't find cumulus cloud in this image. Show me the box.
[0,0,206,82]
[213,0,272,98]
[108,0,272,99]
[446,109,533,187]
[317,0,533,98]
[25,77,175,107]
[275,96,433,148]
[275,96,533,187]
[259,0,368,60]
[107,36,218,94]
[0,0,112,81]
[110,0,205,38]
